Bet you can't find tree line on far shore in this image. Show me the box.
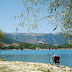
[0,42,72,50]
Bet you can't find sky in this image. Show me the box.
[0,0,61,34]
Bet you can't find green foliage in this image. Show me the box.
[0,66,14,72]
[0,42,72,50]
[58,44,72,48]
[0,30,5,41]
[2,59,6,61]
[36,43,72,49]
[0,42,4,48]
[19,42,36,49]
[9,46,14,49]
[14,0,72,36]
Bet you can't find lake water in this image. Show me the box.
[0,50,72,67]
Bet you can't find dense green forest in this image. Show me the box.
[36,43,72,49]
[0,42,72,50]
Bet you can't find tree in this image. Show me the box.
[0,42,4,49]
[14,0,72,42]
[0,30,5,41]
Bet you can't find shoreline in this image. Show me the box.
[0,61,72,72]
[0,48,72,50]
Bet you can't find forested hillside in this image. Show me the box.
[2,33,68,45]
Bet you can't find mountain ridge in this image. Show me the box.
[2,32,68,45]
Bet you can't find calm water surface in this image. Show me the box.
[0,50,72,67]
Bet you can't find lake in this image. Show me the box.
[0,50,72,67]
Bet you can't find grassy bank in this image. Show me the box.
[0,61,72,72]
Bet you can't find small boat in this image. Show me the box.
[52,54,60,64]
[49,53,60,64]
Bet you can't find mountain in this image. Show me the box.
[2,34,19,44]
[2,33,68,45]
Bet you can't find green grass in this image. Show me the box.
[0,58,6,61]
[0,66,8,69]
[0,66,14,72]
[45,69,51,72]
[37,67,51,72]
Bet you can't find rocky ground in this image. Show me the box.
[0,61,72,72]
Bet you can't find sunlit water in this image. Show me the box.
[0,50,72,67]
